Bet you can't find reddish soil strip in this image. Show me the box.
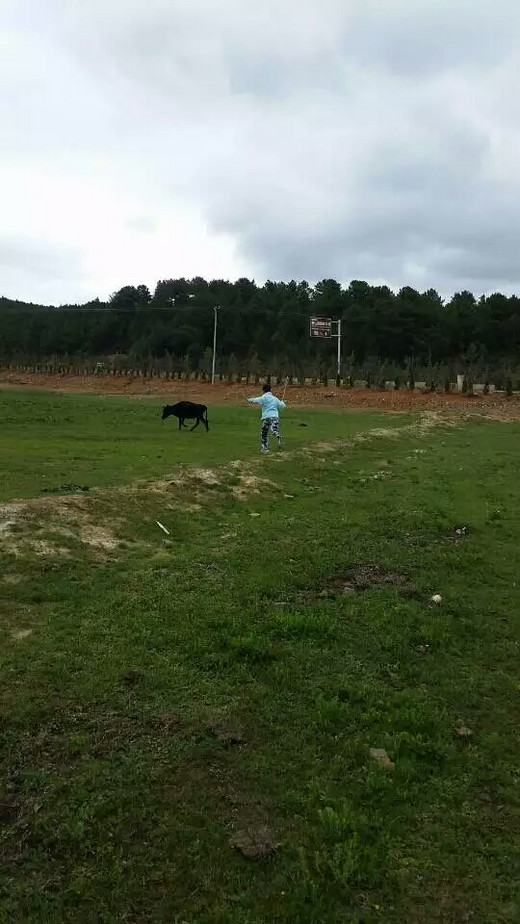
[1,370,519,418]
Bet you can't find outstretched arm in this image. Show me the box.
[247,396,263,404]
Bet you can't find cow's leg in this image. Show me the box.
[203,412,209,432]
[178,417,183,430]
[190,417,200,431]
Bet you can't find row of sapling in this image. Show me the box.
[0,355,518,392]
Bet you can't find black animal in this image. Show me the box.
[161,401,209,431]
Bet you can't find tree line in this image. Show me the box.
[0,277,519,380]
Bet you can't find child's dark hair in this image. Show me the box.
[262,381,271,393]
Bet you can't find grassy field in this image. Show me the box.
[1,391,519,922]
[0,390,395,501]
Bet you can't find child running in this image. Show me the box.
[247,382,287,454]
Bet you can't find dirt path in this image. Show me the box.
[1,370,520,418]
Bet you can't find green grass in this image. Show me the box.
[1,391,519,922]
[0,390,398,501]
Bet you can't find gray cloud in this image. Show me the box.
[2,0,520,302]
[0,237,85,304]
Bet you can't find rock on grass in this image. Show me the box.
[369,747,395,771]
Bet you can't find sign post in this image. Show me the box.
[211,305,220,385]
[309,317,332,339]
[310,316,342,382]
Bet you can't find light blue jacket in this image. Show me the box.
[247,391,286,419]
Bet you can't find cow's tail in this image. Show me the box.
[204,406,209,431]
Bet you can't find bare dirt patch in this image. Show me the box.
[78,523,120,550]
[11,629,33,641]
[309,564,416,599]
[2,370,520,418]
[147,460,278,504]
[0,495,120,558]
[208,718,244,747]
[229,826,279,860]
[0,794,19,823]
[0,457,278,559]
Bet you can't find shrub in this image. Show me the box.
[483,381,490,395]
[394,376,400,390]
[506,378,513,397]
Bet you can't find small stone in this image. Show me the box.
[11,629,33,640]
[0,520,16,533]
[454,725,473,739]
[341,584,356,596]
[250,512,261,518]
[369,747,395,771]
[430,594,442,605]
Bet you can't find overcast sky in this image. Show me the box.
[2,0,520,304]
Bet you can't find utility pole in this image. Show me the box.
[170,295,219,383]
[336,317,342,383]
[212,305,220,385]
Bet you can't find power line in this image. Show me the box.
[0,302,321,320]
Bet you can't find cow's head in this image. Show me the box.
[161,405,172,420]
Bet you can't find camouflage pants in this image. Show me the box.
[261,417,281,452]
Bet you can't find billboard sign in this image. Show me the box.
[309,316,332,338]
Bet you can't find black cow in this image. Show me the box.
[161,401,209,432]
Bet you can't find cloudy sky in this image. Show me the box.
[2,0,520,304]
